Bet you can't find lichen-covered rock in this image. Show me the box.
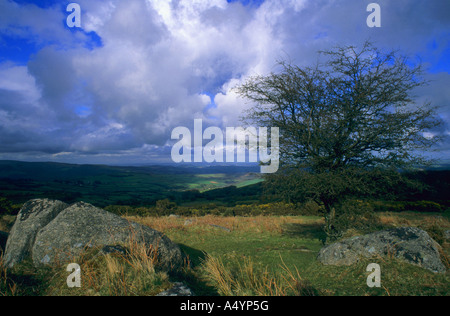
[317,227,446,273]
[4,199,68,268]
[156,282,195,296]
[32,202,183,272]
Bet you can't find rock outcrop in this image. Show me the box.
[4,199,183,272]
[317,227,447,273]
[156,282,195,296]
[4,199,68,267]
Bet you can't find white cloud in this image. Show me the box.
[0,64,40,102]
[0,0,448,164]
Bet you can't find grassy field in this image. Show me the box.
[127,213,450,296]
[3,211,447,296]
[185,173,263,192]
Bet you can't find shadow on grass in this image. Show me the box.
[179,244,207,267]
[1,262,49,296]
[282,223,327,244]
[175,244,220,296]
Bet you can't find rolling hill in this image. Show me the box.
[0,160,263,207]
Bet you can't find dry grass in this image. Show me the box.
[0,253,17,296]
[45,235,171,296]
[378,212,450,228]
[201,254,319,296]
[101,245,168,296]
[126,215,324,236]
[128,212,448,240]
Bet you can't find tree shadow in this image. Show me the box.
[0,231,8,253]
[282,223,327,244]
[174,244,220,296]
[1,260,50,296]
[178,244,207,267]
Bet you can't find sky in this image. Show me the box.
[0,0,449,166]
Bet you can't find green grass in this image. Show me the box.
[1,213,449,296]
[186,173,262,192]
[236,178,264,188]
[129,214,449,296]
[304,259,449,296]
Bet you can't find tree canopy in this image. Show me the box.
[236,42,442,240]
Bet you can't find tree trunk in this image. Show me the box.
[323,201,339,243]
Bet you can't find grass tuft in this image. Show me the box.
[201,254,320,296]
[44,238,171,296]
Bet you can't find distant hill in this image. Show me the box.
[0,160,261,178]
[0,160,263,207]
[1,160,448,210]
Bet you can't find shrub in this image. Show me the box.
[0,198,20,216]
[104,205,135,216]
[326,200,383,241]
[297,200,323,216]
[155,199,177,216]
[230,202,297,217]
[410,201,444,213]
[371,200,444,213]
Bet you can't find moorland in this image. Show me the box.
[0,160,449,296]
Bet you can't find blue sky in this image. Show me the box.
[0,0,449,165]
